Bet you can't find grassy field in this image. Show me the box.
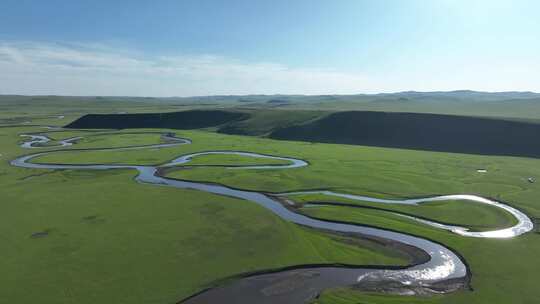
[161,134,540,304]
[182,153,291,166]
[72,132,166,149]
[3,103,540,304]
[44,130,103,140]
[30,131,522,230]
[1,125,408,304]
[16,130,167,150]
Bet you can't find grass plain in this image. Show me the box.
[183,153,291,166]
[2,97,540,304]
[1,125,410,304]
[14,127,540,304]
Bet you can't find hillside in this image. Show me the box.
[269,111,540,158]
[66,110,249,130]
[3,91,540,122]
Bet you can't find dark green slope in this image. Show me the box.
[269,111,540,158]
[65,110,249,130]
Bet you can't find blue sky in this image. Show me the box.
[1,0,539,96]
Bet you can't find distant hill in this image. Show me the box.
[3,91,540,122]
[3,90,539,104]
[269,111,540,158]
[374,90,540,101]
[66,110,249,130]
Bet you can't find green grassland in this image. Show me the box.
[0,114,540,304]
[72,132,166,149]
[183,153,291,166]
[163,134,540,304]
[37,129,522,230]
[29,130,308,165]
[15,127,540,303]
[25,131,168,150]
[1,126,408,304]
[44,130,110,140]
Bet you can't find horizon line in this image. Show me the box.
[1,89,539,99]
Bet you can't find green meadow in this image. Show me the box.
[2,116,540,303]
[0,126,406,304]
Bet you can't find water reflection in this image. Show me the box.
[285,192,533,238]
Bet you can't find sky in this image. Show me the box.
[0,0,539,96]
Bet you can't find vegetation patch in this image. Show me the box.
[218,109,324,136]
[183,153,291,166]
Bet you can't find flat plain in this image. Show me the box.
[1,95,540,304]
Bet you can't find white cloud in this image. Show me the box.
[0,42,374,96]
[1,41,538,96]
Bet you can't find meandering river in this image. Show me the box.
[12,132,534,304]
